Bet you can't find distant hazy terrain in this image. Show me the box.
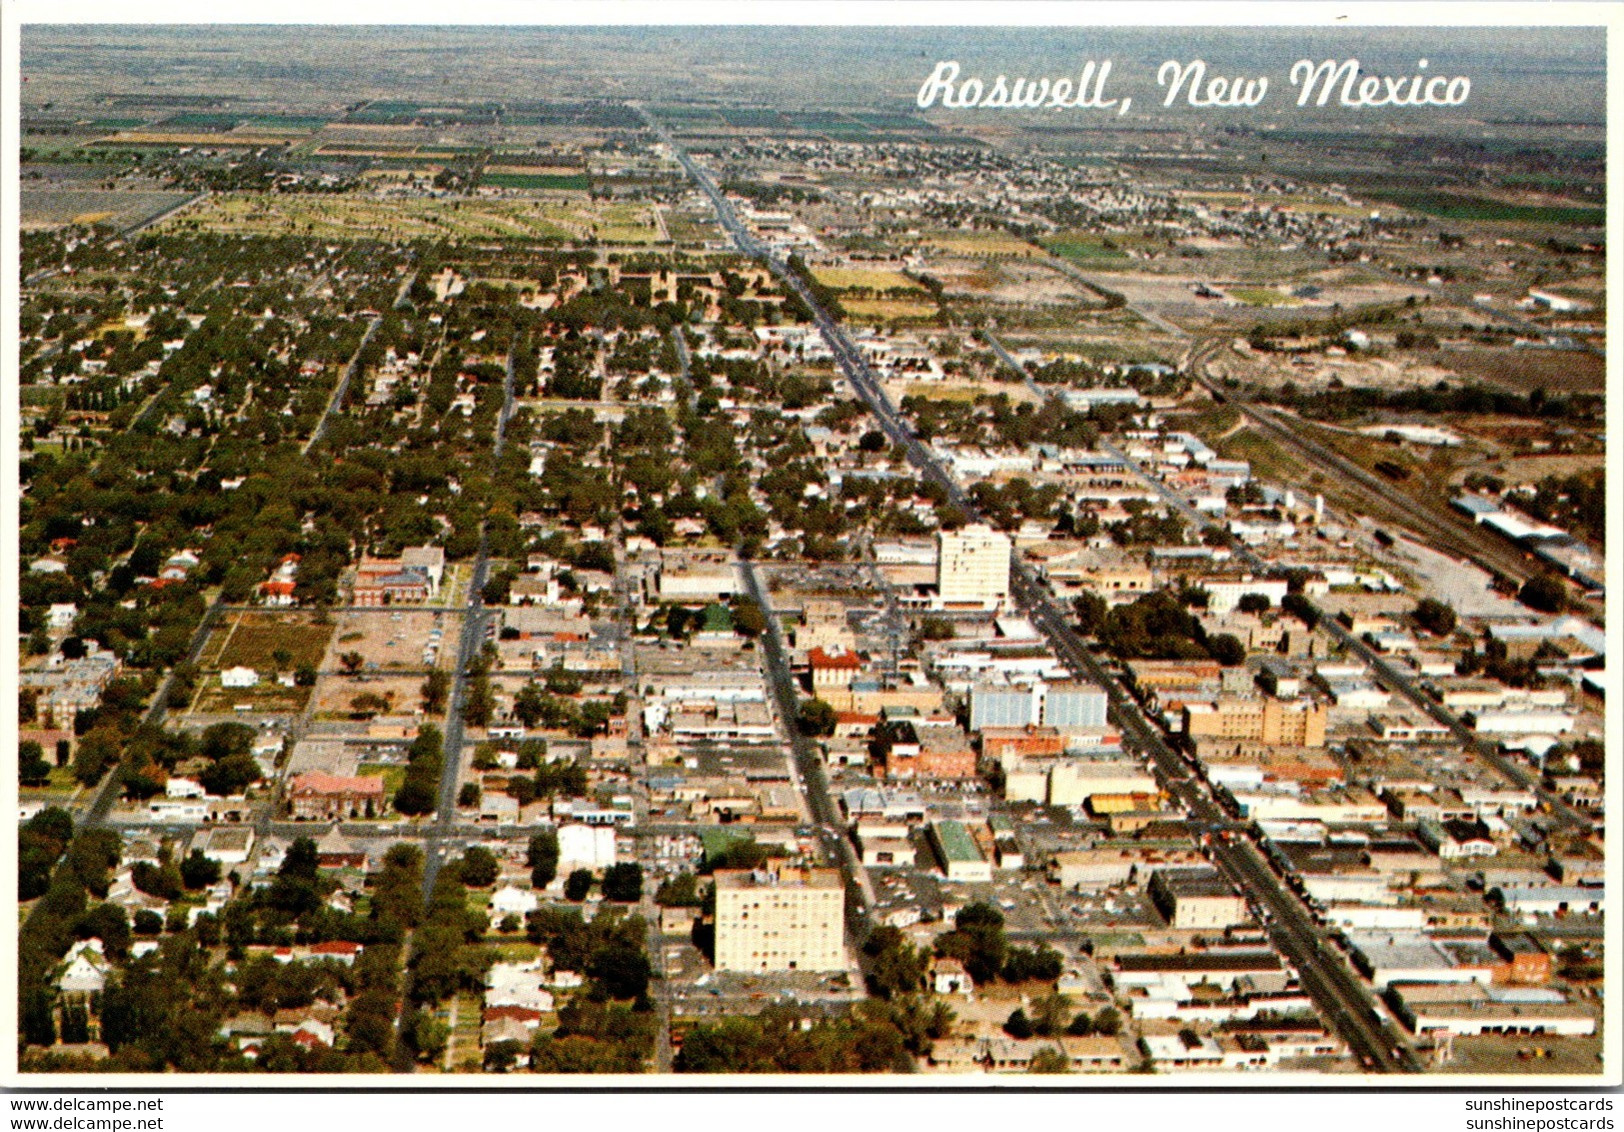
[21,25,1605,133]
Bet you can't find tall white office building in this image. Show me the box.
[937,523,1011,608]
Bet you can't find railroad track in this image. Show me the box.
[1198,375,1561,588]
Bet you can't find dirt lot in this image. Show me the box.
[327,609,460,672]
[193,681,309,715]
[1488,453,1607,482]
[311,673,427,718]
[205,610,334,674]
[1436,1033,1605,1077]
[1434,346,1606,395]
[930,257,1095,306]
[20,188,195,230]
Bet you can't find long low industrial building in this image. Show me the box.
[1390,983,1596,1038]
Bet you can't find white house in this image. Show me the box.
[490,885,540,919]
[58,939,111,998]
[166,777,207,799]
[221,666,260,689]
[485,959,555,1013]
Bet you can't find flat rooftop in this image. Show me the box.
[931,820,985,864]
[714,867,842,891]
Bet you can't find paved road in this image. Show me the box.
[420,339,514,899]
[1041,254,1192,340]
[981,330,1050,403]
[302,271,416,457]
[1011,567,1418,1073]
[738,558,877,944]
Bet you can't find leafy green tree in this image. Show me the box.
[19,740,53,787]
[564,869,594,902]
[198,752,260,796]
[1207,633,1246,666]
[935,909,1006,986]
[1413,598,1458,636]
[1518,574,1568,614]
[408,1012,449,1064]
[1030,991,1071,1036]
[73,902,131,960]
[797,698,838,737]
[731,597,767,638]
[1236,592,1272,615]
[1003,1008,1034,1039]
[372,844,424,931]
[21,987,56,1048]
[267,837,323,918]
[421,669,450,714]
[601,863,644,903]
[1281,592,1318,629]
[654,872,701,907]
[586,941,653,1000]
[456,845,500,888]
[131,859,183,900]
[1004,944,1064,984]
[1029,1046,1071,1073]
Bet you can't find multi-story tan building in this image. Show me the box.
[714,866,846,973]
[937,524,1010,608]
[1149,868,1251,930]
[1183,697,1327,747]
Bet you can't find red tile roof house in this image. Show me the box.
[483,1005,544,1028]
[301,941,364,966]
[287,772,386,820]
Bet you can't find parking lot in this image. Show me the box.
[327,608,460,673]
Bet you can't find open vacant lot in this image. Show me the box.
[1434,346,1606,395]
[311,673,427,718]
[204,610,335,674]
[192,680,310,716]
[160,193,661,244]
[810,267,923,292]
[20,188,194,230]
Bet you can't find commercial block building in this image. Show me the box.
[713,866,846,973]
[937,524,1011,608]
[930,820,994,882]
[287,773,386,820]
[1184,698,1328,747]
[1149,868,1251,930]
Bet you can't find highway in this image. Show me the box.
[648,104,1420,1072]
[1011,567,1420,1074]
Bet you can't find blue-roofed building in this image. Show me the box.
[1451,495,1502,522]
